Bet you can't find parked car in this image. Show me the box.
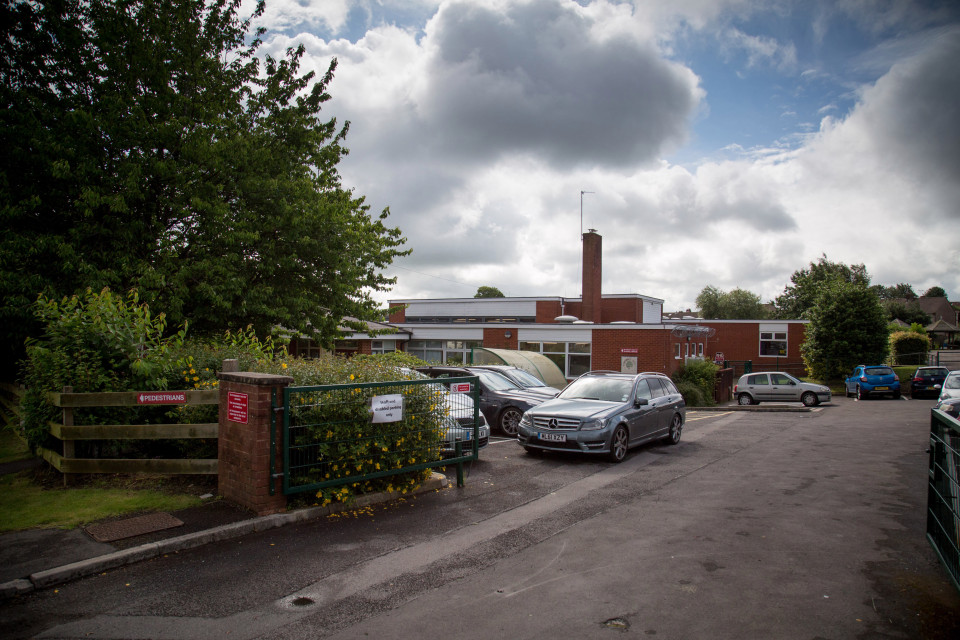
[516,370,686,463]
[733,371,831,407]
[938,370,960,403]
[844,365,901,400]
[468,365,561,398]
[399,368,489,456]
[935,397,960,419]
[909,366,950,399]
[416,366,546,436]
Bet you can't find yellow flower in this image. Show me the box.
[281,363,288,369]
[189,368,196,374]
[193,376,199,381]
[350,374,355,380]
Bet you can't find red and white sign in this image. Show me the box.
[621,348,638,354]
[450,382,472,393]
[137,392,186,405]
[227,392,248,424]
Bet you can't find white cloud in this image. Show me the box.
[252,0,960,308]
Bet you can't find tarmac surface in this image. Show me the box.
[2,397,959,639]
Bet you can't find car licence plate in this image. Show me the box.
[875,386,889,391]
[538,432,566,442]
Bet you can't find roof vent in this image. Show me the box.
[554,315,579,323]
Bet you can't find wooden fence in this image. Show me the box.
[41,387,219,482]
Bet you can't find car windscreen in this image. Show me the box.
[865,367,893,376]
[509,369,548,387]
[559,377,633,403]
[474,370,522,391]
[944,375,960,389]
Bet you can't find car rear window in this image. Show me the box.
[919,368,950,376]
[865,367,893,376]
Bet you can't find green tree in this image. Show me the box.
[801,280,888,380]
[924,286,947,298]
[774,255,870,319]
[0,0,408,380]
[877,283,918,300]
[696,286,767,319]
[474,286,505,298]
[882,300,930,326]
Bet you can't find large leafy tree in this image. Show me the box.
[695,285,768,319]
[474,286,504,298]
[801,280,888,380]
[924,286,947,298]
[0,0,407,379]
[774,255,870,319]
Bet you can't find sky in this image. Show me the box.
[251,0,960,311]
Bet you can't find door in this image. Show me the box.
[769,373,799,401]
[745,373,771,401]
[626,379,660,442]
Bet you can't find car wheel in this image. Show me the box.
[608,425,629,463]
[665,413,683,445]
[499,407,522,436]
[737,393,754,406]
[801,392,818,407]
[857,385,867,401]
[845,385,852,398]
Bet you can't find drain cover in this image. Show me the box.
[85,512,184,542]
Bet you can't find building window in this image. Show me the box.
[406,340,481,364]
[760,325,788,356]
[372,340,396,354]
[674,343,681,359]
[520,341,591,379]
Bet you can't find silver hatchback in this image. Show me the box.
[734,371,831,406]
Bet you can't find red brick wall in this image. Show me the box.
[671,323,807,367]
[600,298,642,323]
[217,373,293,516]
[590,329,679,376]
[388,306,406,323]
[483,327,519,350]
[536,300,562,323]
[582,232,602,322]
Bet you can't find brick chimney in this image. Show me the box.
[582,230,601,322]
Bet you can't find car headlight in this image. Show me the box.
[580,417,608,431]
[519,413,532,428]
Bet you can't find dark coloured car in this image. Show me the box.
[844,365,901,400]
[935,398,960,419]
[416,366,546,436]
[516,370,686,463]
[468,365,561,399]
[909,366,950,399]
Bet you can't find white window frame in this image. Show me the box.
[759,323,788,357]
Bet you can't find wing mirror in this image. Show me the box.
[634,397,649,407]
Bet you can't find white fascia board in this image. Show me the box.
[399,326,485,340]
[398,299,537,317]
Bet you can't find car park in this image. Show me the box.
[416,366,547,436]
[733,371,831,407]
[468,365,561,398]
[516,370,685,462]
[844,365,901,400]
[909,366,950,398]
[938,370,960,402]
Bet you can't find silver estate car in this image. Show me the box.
[517,371,686,463]
[734,371,831,406]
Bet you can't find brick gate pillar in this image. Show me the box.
[217,370,294,515]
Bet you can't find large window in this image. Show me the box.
[371,340,397,354]
[520,341,591,379]
[406,340,481,364]
[760,324,788,357]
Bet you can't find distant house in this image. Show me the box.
[890,296,960,348]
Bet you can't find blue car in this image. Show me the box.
[844,365,901,400]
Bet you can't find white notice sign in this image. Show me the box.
[370,394,404,423]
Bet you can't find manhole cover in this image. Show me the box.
[86,512,184,542]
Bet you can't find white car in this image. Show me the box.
[938,371,960,403]
[400,368,489,456]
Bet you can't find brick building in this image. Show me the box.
[333,231,808,381]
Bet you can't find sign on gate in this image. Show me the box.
[370,394,404,423]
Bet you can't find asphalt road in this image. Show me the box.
[2,396,959,639]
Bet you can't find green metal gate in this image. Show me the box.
[927,408,960,593]
[271,376,481,499]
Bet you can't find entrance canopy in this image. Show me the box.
[469,348,568,389]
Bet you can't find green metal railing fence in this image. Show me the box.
[927,408,960,593]
[273,376,481,497]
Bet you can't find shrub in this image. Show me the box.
[672,359,718,407]
[889,331,930,366]
[675,380,707,407]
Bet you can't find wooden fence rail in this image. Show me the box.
[40,388,219,482]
